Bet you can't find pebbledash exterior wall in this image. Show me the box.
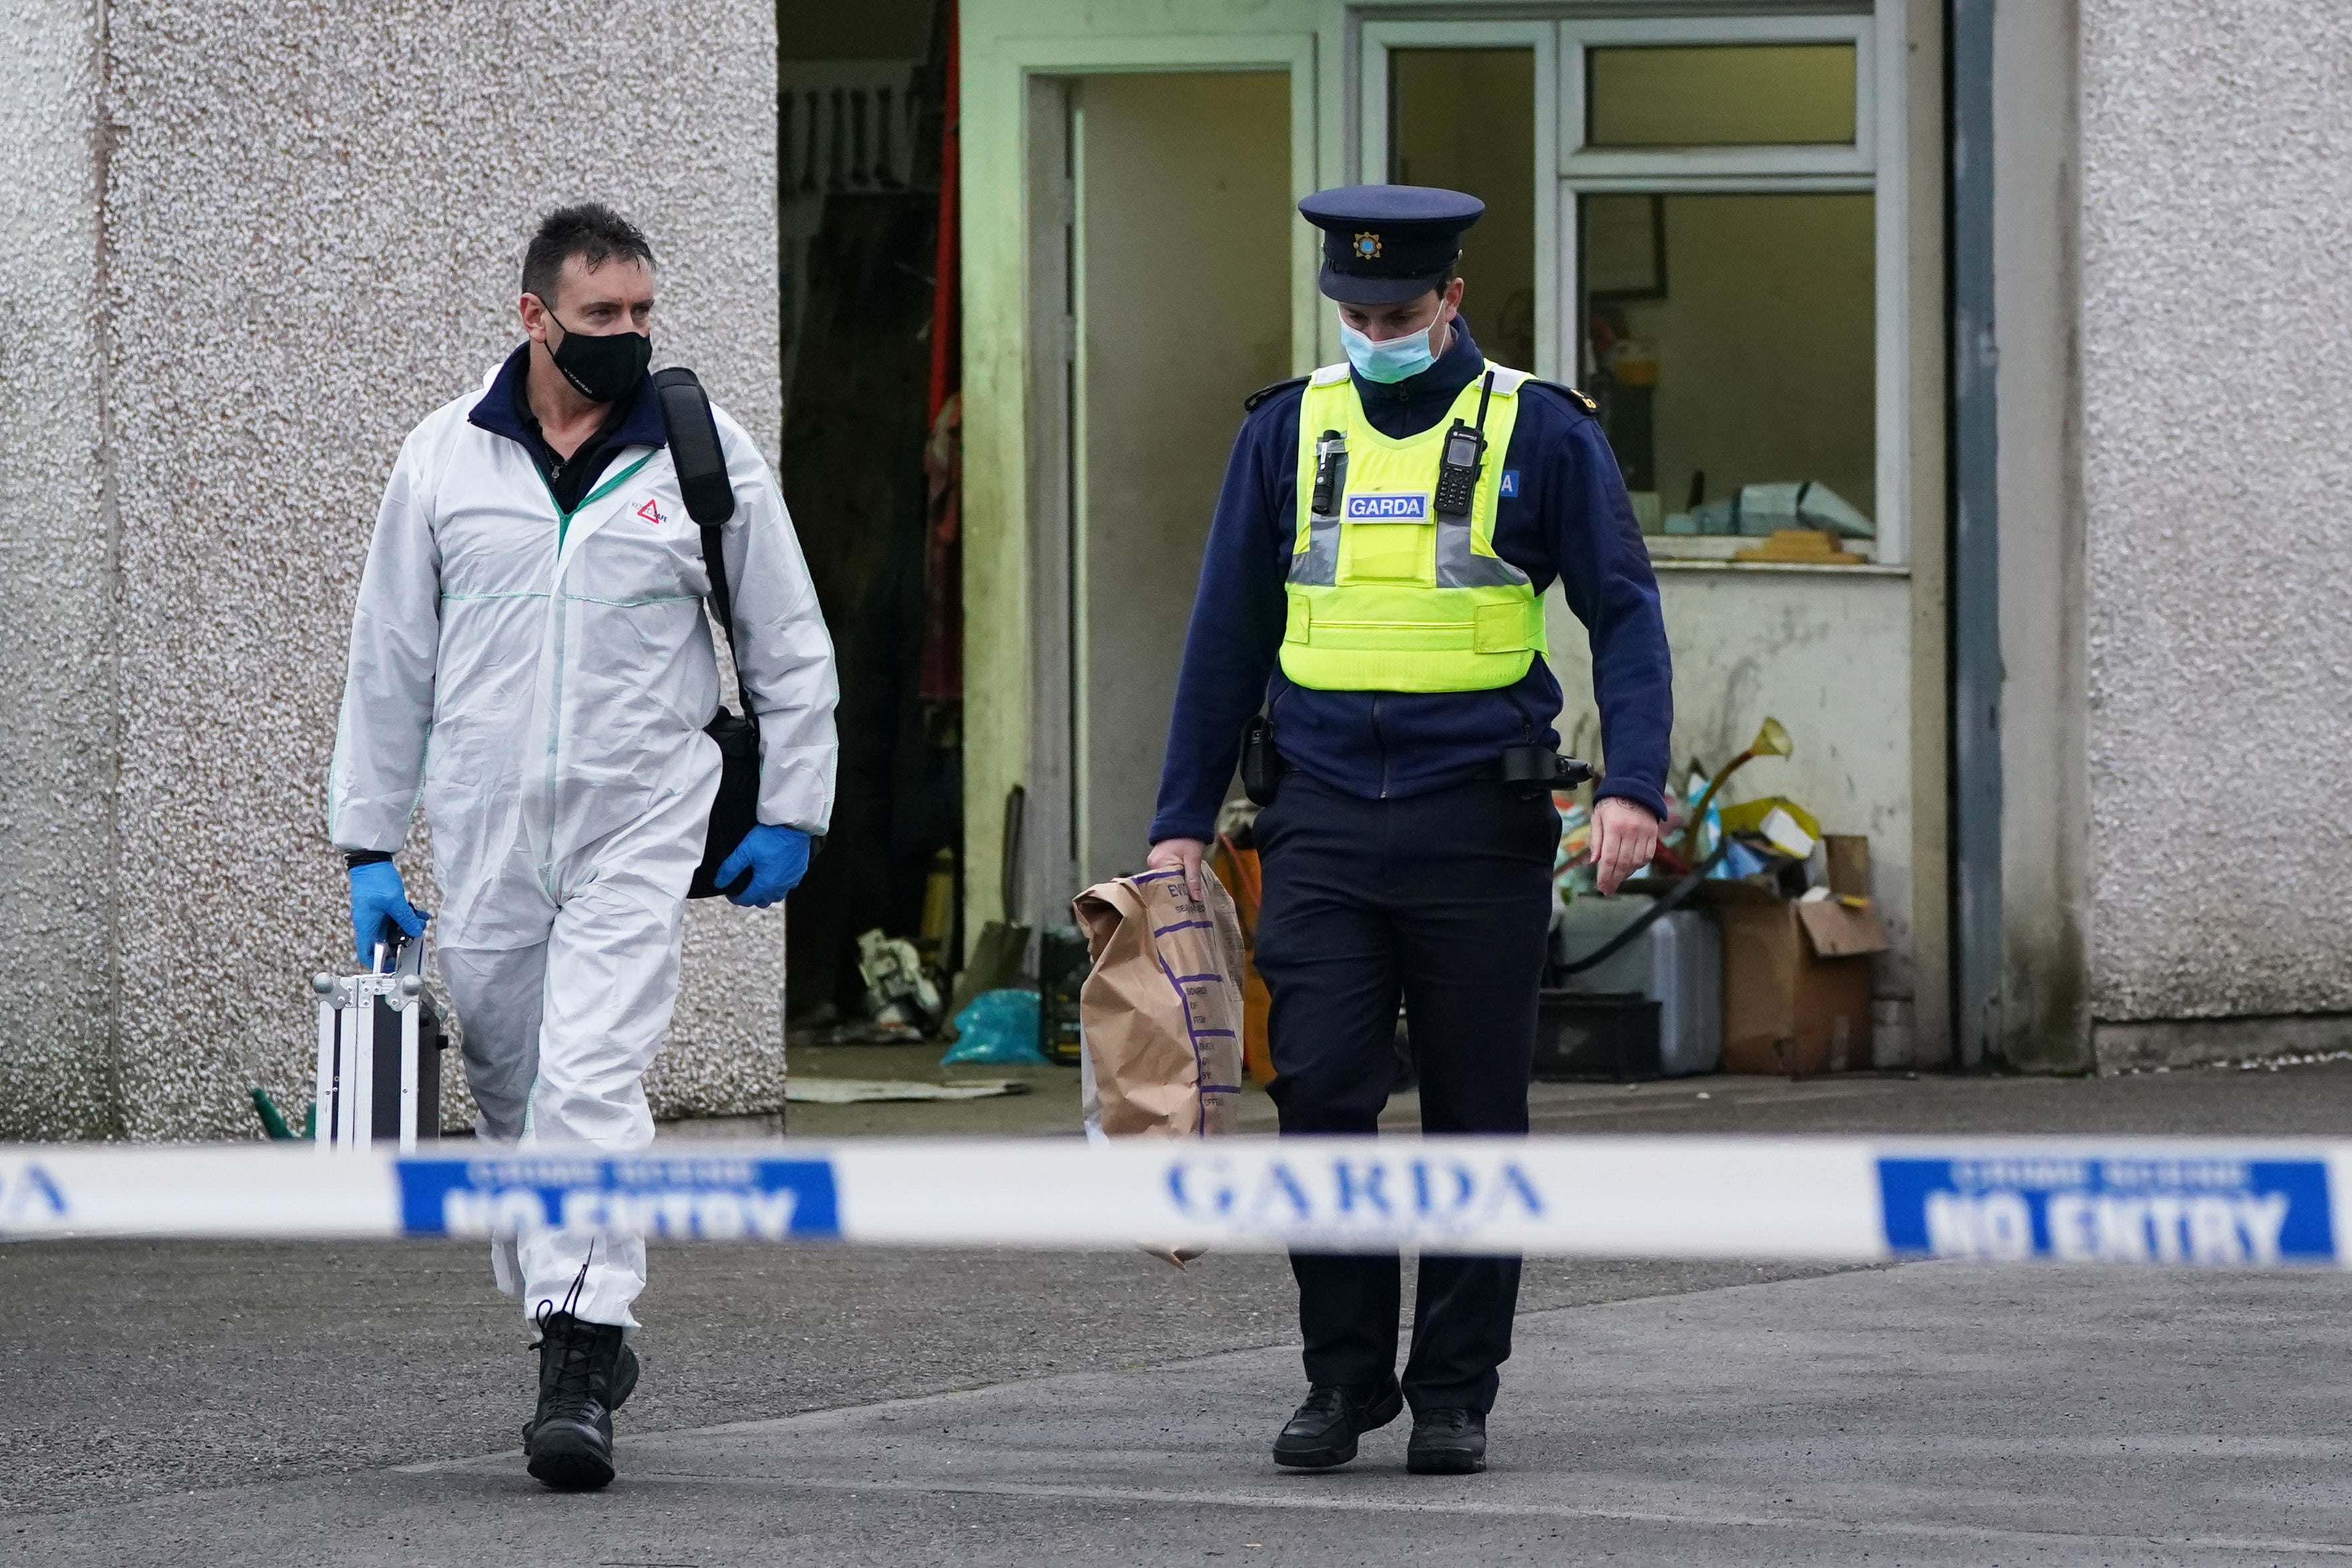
[0,0,786,1139]
[2070,0,2352,1068]
[1995,0,2352,1071]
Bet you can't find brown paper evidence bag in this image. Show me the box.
[1071,867,1248,1139]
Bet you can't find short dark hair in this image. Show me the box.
[521,204,655,310]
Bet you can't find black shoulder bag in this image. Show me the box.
[654,367,761,900]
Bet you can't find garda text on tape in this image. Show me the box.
[2,1137,2349,1266]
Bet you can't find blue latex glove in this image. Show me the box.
[348,860,429,969]
[715,824,811,908]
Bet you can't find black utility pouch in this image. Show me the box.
[696,710,763,896]
[655,366,763,900]
[1239,714,1282,807]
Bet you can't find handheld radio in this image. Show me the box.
[1433,370,1496,520]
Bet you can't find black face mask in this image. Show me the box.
[539,302,651,404]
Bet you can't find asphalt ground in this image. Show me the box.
[7,1058,2352,1563]
[787,1039,2352,1139]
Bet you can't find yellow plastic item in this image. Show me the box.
[1677,718,1796,862]
[1717,796,1823,843]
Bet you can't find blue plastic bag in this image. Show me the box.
[941,989,1051,1065]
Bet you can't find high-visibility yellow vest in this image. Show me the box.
[1280,360,1545,693]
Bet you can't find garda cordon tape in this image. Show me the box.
[0,1137,2346,1268]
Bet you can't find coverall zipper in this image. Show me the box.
[533,451,658,898]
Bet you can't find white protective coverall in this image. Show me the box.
[328,363,837,1328]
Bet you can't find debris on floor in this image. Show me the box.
[857,929,943,1032]
[792,1019,930,1046]
[941,988,1051,1065]
[783,1077,1032,1105]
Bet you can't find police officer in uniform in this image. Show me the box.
[1145,186,1672,1475]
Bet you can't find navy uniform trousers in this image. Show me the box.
[1252,769,1558,1416]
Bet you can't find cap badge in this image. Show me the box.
[1352,232,1383,260]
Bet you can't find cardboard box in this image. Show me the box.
[1698,880,1889,1075]
[1823,834,1872,898]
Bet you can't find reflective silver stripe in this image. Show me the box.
[1436,511,1529,588]
[1291,362,1530,591]
[1290,441,1345,586]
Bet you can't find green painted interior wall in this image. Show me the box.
[1076,71,1293,883]
[957,0,1325,943]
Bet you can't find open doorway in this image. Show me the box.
[776,0,960,1029]
[1024,71,1292,917]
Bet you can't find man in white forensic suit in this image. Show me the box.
[327,203,837,1491]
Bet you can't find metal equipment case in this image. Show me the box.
[310,938,445,1149]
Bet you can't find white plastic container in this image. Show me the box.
[1552,898,1723,1077]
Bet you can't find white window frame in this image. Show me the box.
[1355,5,1910,567]
[1559,7,1910,565]
[1562,13,1877,180]
[1358,19,1562,381]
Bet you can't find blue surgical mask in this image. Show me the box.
[1339,312,1445,384]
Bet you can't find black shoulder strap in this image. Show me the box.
[654,366,737,525]
[652,367,740,657]
[1242,374,1309,413]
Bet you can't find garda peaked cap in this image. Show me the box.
[1299,184,1484,304]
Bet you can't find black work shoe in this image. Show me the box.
[525,1309,628,1491]
[1406,1408,1487,1475]
[1271,1378,1404,1469]
[523,1340,637,1446]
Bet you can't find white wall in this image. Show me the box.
[2078,0,2352,1036]
[1993,0,2091,1069]
[0,0,117,1137]
[1551,567,1920,1060]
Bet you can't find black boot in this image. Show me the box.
[1406,1408,1487,1475]
[523,1338,638,1446]
[1271,1377,1403,1469]
[526,1308,628,1491]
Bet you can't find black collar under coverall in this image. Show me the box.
[467,342,666,513]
